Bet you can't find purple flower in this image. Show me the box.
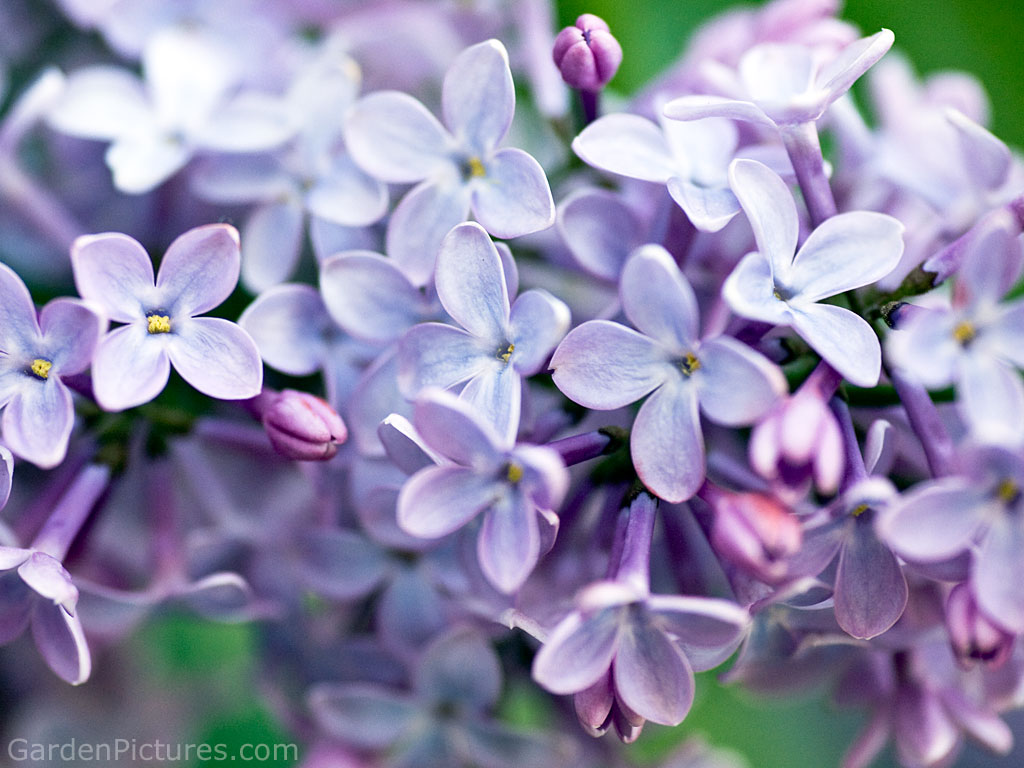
[552,14,622,92]
[396,389,568,593]
[345,40,556,285]
[0,262,105,468]
[551,244,785,502]
[399,222,570,445]
[71,224,263,411]
[723,159,904,386]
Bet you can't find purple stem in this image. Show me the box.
[888,368,955,477]
[613,491,657,593]
[547,428,621,467]
[31,464,110,560]
[579,89,599,126]
[830,397,867,490]
[780,122,837,227]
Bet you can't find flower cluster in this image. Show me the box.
[1,1,1023,767]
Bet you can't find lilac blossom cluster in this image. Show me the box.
[1,0,1023,766]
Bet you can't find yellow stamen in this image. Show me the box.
[147,314,171,334]
[851,503,870,518]
[679,352,701,376]
[997,479,1019,505]
[506,463,524,483]
[498,343,515,363]
[30,358,52,379]
[952,321,976,345]
[467,156,486,178]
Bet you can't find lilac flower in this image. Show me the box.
[723,159,904,386]
[879,446,1024,633]
[887,221,1024,445]
[0,262,105,468]
[399,222,570,444]
[551,244,785,502]
[70,224,263,411]
[396,389,568,593]
[663,29,894,128]
[552,14,622,92]
[345,40,556,285]
[47,27,293,193]
[532,500,749,728]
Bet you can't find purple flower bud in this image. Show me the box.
[708,489,802,584]
[552,14,622,92]
[262,389,348,461]
[946,583,1014,668]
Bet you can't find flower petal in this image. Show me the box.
[696,336,785,426]
[309,683,418,750]
[645,595,750,672]
[305,154,389,227]
[834,515,908,639]
[31,600,91,685]
[47,65,151,140]
[105,135,190,194]
[558,189,638,282]
[443,39,514,153]
[413,386,504,466]
[460,366,521,448]
[477,491,540,593]
[976,513,1024,632]
[472,147,556,238]
[3,381,74,469]
[238,284,330,376]
[398,322,492,397]
[157,224,241,317]
[38,298,106,376]
[728,159,799,281]
[572,113,676,182]
[663,95,774,128]
[666,178,741,233]
[721,251,791,325]
[435,222,509,340]
[620,245,699,352]
[91,324,170,411]
[386,179,471,288]
[70,232,154,323]
[166,317,262,400]
[788,303,881,387]
[878,480,988,562]
[631,379,704,503]
[397,465,500,539]
[509,289,571,376]
[613,617,695,726]
[239,199,305,293]
[532,609,622,695]
[958,352,1024,446]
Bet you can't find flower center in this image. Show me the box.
[461,155,487,180]
[147,314,172,334]
[997,478,1020,507]
[497,342,515,364]
[952,320,976,346]
[851,503,870,518]
[678,352,701,377]
[506,462,524,483]
[30,358,52,379]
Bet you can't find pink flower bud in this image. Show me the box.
[709,491,802,584]
[552,14,622,92]
[262,390,347,461]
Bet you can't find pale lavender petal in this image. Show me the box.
[31,601,91,685]
[0,263,40,355]
[509,290,571,375]
[378,414,438,475]
[511,444,570,512]
[788,303,881,387]
[646,595,750,672]
[3,381,74,469]
[105,136,190,194]
[787,212,904,302]
[663,96,774,128]
[414,628,503,709]
[294,529,391,601]
[305,155,389,227]
[320,252,429,344]
[472,148,556,238]
[398,322,491,396]
[666,178,740,233]
[878,480,988,561]
[17,553,77,610]
[958,353,1024,446]
[496,242,519,299]
[863,420,895,476]
[571,113,675,182]
[70,232,154,323]
[551,321,667,410]
[413,387,503,466]
[885,310,958,389]
[157,224,241,317]
[240,199,305,293]
[739,44,816,118]
[347,349,411,457]
[0,451,12,511]
[893,684,960,767]
[91,324,170,411]
[397,465,500,538]
[238,285,330,376]
[177,573,256,621]
[632,379,704,504]
[143,28,236,131]
[957,223,1023,310]
[834,517,907,639]
[386,179,471,288]
[728,159,799,280]
[377,570,446,657]
[558,189,638,282]
[345,91,453,183]
[696,336,785,426]
[190,154,292,204]
[194,93,294,153]
[460,720,570,768]
[460,366,521,447]
[47,66,150,140]
[435,222,509,340]
[613,617,695,725]
[37,299,105,375]
[477,491,540,593]
[309,683,418,750]
[991,301,1024,368]
[976,514,1024,632]
[0,546,30,570]
[721,251,790,325]
[817,30,895,105]
[443,39,514,153]
[532,609,622,694]
[620,245,699,351]
[948,108,1011,192]
[166,317,262,400]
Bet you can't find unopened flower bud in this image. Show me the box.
[262,390,347,461]
[946,583,1014,668]
[552,14,622,92]
[710,491,802,584]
